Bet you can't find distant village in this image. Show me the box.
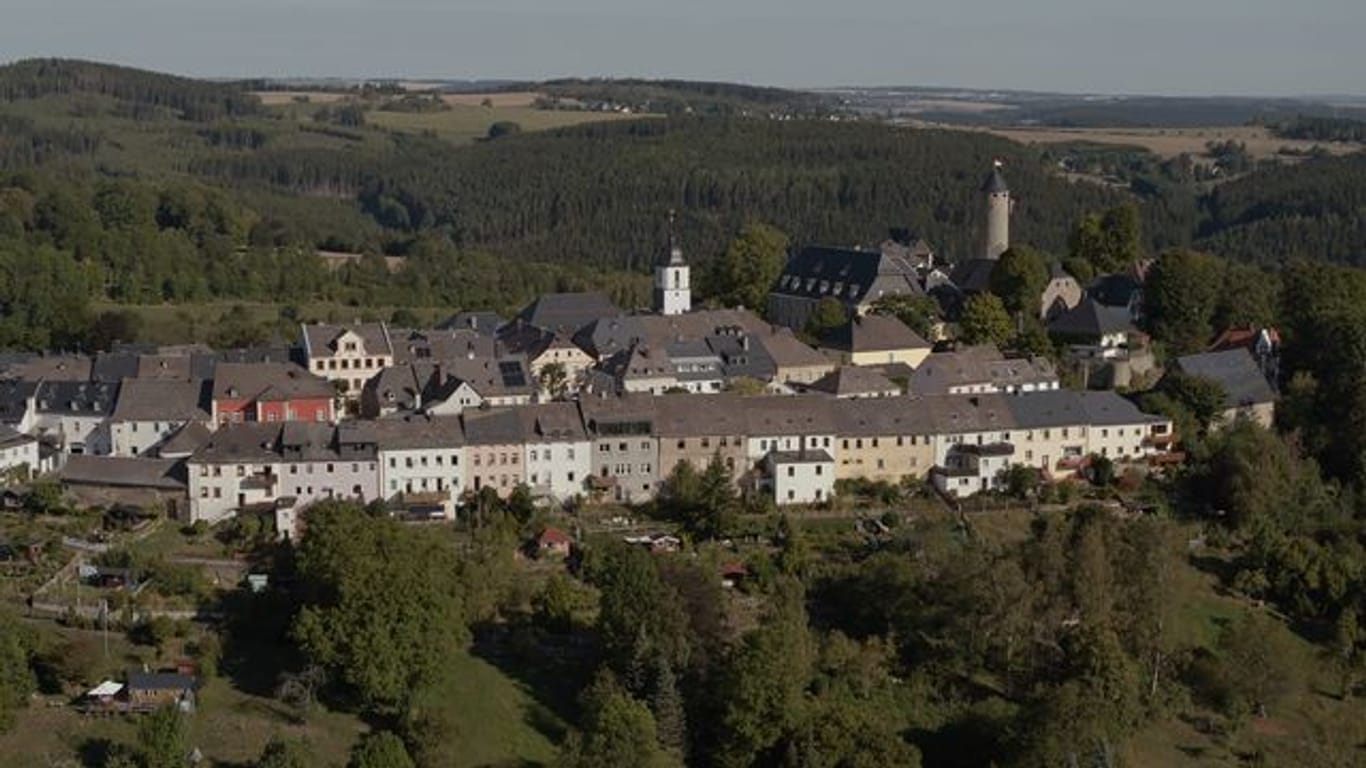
[0,165,1279,539]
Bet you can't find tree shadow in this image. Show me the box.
[469,620,595,742]
[77,737,116,768]
[214,585,304,698]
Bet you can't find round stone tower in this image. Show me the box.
[982,161,1010,260]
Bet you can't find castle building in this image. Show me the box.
[654,214,691,316]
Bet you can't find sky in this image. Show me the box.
[3,0,1364,96]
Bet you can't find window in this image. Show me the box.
[199,487,208,498]
[787,466,795,477]
[787,489,795,500]
[567,448,575,460]
[1101,429,1109,438]
[619,442,627,451]
[405,457,414,468]
[389,458,397,468]
[842,439,849,450]
[419,456,428,467]
[451,454,459,465]
[701,437,710,448]
[641,441,650,451]
[872,438,879,448]
[599,444,610,453]
[816,465,824,475]
[896,436,904,447]
[531,449,539,461]
[236,465,245,477]
[213,488,221,499]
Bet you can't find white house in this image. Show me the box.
[108,380,210,458]
[0,426,39,482]
[765,450,835,505]
[372,416,465,519]
[933,443,1016,499]
[300,322,396,400]
[519,403,591,504]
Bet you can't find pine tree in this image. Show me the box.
[650,658,688,757]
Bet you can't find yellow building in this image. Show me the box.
[832,398,936,483]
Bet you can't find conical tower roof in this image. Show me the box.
[981,163,1009,194]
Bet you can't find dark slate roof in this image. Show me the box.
[948,258,997,294]
[91,352,141,383]
[59,456,186,490]
[907,347,1057,396]
[437,311,506,336]
[34,381,119,416]
[515,292,621,335]
[1046,297,1133,339]
[926,393,1017,434]
[1004,390,1090,429]
[706,334,777,381]
[1174,349,1277,408]
[2,355,92,382]
[0,380,36,424]
[1076,391,1168,426]
[824,314,929,353]
[770,245,922,305]
[579,394,657,435]
[1088,274,1142,308]
[0,424,34,449]
[981,166,1009,194]
[127,671,196,692]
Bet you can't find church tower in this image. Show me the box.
[654,211,691,315]
[982,160,1011,260]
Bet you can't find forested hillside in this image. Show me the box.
[0,57,1365,348]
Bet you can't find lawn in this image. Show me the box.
[364,104,645,145]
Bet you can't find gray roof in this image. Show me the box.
[653,394,748,437]
[59,456,186,490]
[574,309,768,359]
[127,671,196,692]
[438,311,506,335]
[190,423,285,464]
[156,422,213,458]
[707,334,777,380]
[92,352,140,383]
[947,258,996,294]
[212,362,333,402]
[1076,391,1168,427]
[1047,297,1133,339]
[767,449,834,464]
[1174,349,1277,408]
[824,314,930,353]
[907,347,1057,396]
[370,415,465,450]
[579,394,657,435]
[1004,390,1090,429]
[833,397,935,436]
[461,408,525,446]
[770,246,923,305]
[300,322,394,359]
[111,380,209,422]
[745,396,838,435]
[518,402,588,443]
[754,328,830,369]
[392,328,499,365]
[1,355,93,382]
[807,366,901,397]
[925,393,1016,434]
[516,292,621,335]
[0,424,34,449]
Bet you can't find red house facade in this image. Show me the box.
[212,363,335,427]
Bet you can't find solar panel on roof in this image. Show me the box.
[498,361,526,388]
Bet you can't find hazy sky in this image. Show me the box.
[3,0,1363,96]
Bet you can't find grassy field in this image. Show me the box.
[967,124,1360,161]
[363,104,643,144]
[0,617,566,767]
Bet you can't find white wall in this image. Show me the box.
[524,439,591,502]
[771,459,834,505]
[379,446,465,517]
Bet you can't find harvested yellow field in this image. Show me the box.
[251,90,350,105]
[976,124,1357,160]
[440,91,540,107]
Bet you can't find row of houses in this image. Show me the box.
[184,389,1175,537]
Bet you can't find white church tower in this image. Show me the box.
[654,211,691,316]
[982,159,1011,260]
